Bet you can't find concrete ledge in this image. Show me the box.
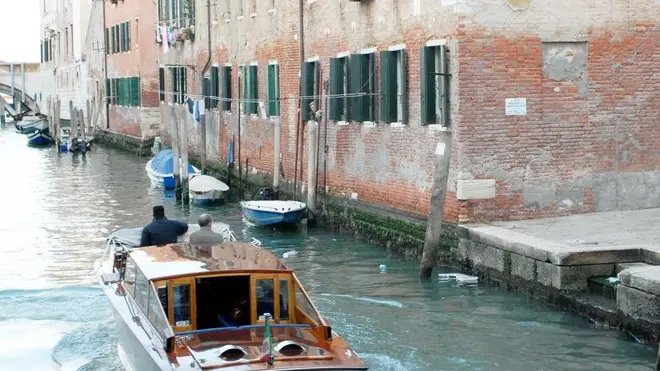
[94,129,154,156]
[618,266,660,296]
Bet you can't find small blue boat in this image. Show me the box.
[27,130,54,146]
[240,200,307,226]
[145,149,200,189]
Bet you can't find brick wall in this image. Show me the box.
[105,0,161,137]
[456,0,660,221]
[153,0,658,222]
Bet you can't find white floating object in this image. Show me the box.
[438,273,479,284]
[283,250,298,258]
[379,264,387,272]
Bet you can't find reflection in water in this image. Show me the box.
[0,126,656,371]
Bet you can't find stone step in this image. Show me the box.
[587,276,619,301]
[616,262,655,274]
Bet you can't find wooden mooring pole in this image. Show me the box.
[419,129,453,280]
[171,106,182,200]
[179,111,190,203]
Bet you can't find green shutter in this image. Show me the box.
[104,28,109,55]
[420,46,436,125]
[121,23,125,52]
[202,77,210,109]
[348,54,367,122]
[133,77,141,106]
[110,27,115,53]
[105,79,110,104]
[267,64,276,116]
[248,65,258,114]
[115,25,120,53]
[210,66,219,108]
[301,62,316,121]
[165,0,170,23]
[379,51,397,122]
[170,68,177,103]
[240,66,246,113]
[400,50,408,124]
[221,66,231,111]
[438,45,449,127]
[157,0,162,22]
[328,57,344,121]
[126,22,131,51]
[158,68,165,102]
[181,67,187,99]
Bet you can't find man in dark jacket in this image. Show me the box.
[140,205,189,246]
[189,214,226,247]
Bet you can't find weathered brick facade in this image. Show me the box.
[147,0,659,222]
[105,0,161,138]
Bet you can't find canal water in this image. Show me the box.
[0,124,656,371]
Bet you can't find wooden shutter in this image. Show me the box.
[348,54,367,122]
[400,50,408,124]
[158,68,165,102]
[328,57,344,121]
[379,50,396,122]
[126,22,131,51]
[202,77,211,110]
[420,46,436,125]
[221,66,231,111]
[248,65,258,114]
[267,64,276,116]
[210,66,219,108]
[105,79,110,105]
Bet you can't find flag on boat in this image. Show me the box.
[260,313,274,364]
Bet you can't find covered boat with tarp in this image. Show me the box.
[189,174,230,204]
[146,149,200,189]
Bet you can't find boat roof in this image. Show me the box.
[130,242,290,280]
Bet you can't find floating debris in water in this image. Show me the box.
[379,264,387,273]
[607,277,619,284]
[438,273,478,284]
[282,250,298,258]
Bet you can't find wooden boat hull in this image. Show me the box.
[241,201,306,226]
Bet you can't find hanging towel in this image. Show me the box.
[161,26,169,53]
[186,97,194,114]
[193,100,201,128]
[198,99,205,113]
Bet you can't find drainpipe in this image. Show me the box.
[102,0,109,129]
[198,0,212,174]
[293,0,305,199]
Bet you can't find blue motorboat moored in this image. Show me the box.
[27,130,54,146]
[145,149,200,189]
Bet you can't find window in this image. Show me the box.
[107,77,141,106]
[267,62,279,117]
[172,284,192,327]
[170,67,187,104]
[40,42,44,63]
[379,48,408,123]
[148,283,170,339]
[347,52,375,122]
[278,278,289,320]
[294,283,321,324]
[255,278,275,320]
[420,44,450,126]
[210,66,219,109]
[161,0,195,28]
[301,60,320,121]
[122,21,131,52]
[158,67,165,102]
[328,56,348,121]
[123,257,136,296]
[134,268,150,314]
[221,66,232,111]
[104,28,109,55]
[65,27,69,55]
[237,0,244,16]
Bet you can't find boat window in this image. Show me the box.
[279,279,289,320]
[123,257,136,296]
[134,268,150,314]
[147,283,170,340]
[196,275,251,331]
[295,284,322,324]
[256,278,275,321]
[173,284,192,327]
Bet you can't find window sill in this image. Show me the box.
[224,18,231,23]
[427,124,449,131]
[390,122,405,128]
[336,121,348,126]
[237,15,244,20]
[249,12,257,18]
[363,121,377,127]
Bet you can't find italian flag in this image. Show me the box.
[260,314,274,363]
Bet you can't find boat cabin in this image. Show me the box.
[121,242,325,336]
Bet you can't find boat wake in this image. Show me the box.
[0,286,120,371]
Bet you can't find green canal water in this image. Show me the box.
[0,124,656,370]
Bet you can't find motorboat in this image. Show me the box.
[27,128,54,146]
[189,174,230,204]
[16,118,47,134]
[146,149,200,189]
[240,200,307,227]
[95,224,368,371]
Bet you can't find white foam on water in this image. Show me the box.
[319,293,405,308]
[0,319,84,371]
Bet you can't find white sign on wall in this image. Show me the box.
[505,98,527,116]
